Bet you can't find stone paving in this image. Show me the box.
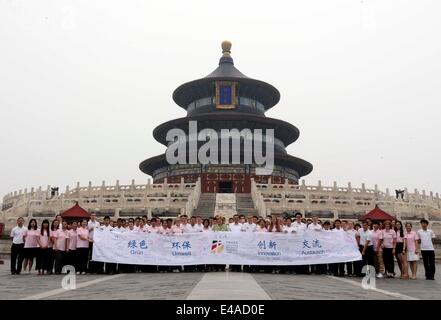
[0,260,439,300]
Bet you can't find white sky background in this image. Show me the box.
[0,0,440,198]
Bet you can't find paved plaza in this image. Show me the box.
[0,261,439,300]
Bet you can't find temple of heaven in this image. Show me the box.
[139,41,313,193]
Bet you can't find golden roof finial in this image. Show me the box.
[221,40,232,57]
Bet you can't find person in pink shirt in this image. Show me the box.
[159,219,173,235]
[67,221,78,271]
[394,221,408,279]
[255,219,268,232]
[380,220,397,278]
[371,221,385,278]
[76,219,90,274]
[48,219,60,274]
[36,219,51,275]
[404,223,420,280]
[22,219,39,274]
[53,221,69,274]
[147,218,161,233]
[138,219,147,232]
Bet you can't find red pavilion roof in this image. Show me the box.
[359,204,395,221]
[61,202,90,219]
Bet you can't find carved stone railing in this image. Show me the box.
[185,178,201,215]
[251,178,267,217]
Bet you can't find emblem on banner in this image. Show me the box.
[211,240,225,253]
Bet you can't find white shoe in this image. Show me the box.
[376,273,384,278]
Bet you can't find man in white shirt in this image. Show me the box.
[292,213,308,274]
[100,216,113,231]
[306,216,322,274]
[345,221,358,277]
[228,215,243,272]
[283,218,295,233]
[292,212,307,234]
[87,213,101,239]
[10,217,26,275]
[241,215,256,272]
[183,216,200,233]
[126,218,136,232]
[195,216,204,232]
[330,220,345,276]
[229,215,243,233]
[417,219,436,280]
[241,215,256,232]
[87,213,102,274]
[113,218,126,233]
[356,221,374,277]
[100,216,116,274]
[307,216,322,232]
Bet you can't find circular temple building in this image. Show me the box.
[139,41,312,194]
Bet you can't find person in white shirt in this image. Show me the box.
[417,219,436,280]
[126,219,136,232]
[113,218,126,234]
[280,217,292,233]
[307,216,322,232]
[87,213,100,240]
[241,215,256,232]
[292,213,307,234]
[330,219,345,276]
[95,216,113,274]
[10,217,26,275]
[182,216,200,271]
[229,215,243,233]
[292,213,308,274]
[109,218,127,273]
[345,221,357,277]
[356,221,374,276]
[183,216,200,233]
[229,215,243,272]
[306,216,322,274]
[195,216,204,232]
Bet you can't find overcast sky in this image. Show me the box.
[1,0,440,199]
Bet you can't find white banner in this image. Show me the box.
[92,229,361,266]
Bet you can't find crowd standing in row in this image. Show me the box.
[9,212,436,280]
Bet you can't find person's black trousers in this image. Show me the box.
[10,243,24,274]
[314,263,327,274]
[330,263,345,276]
[230,265,242,272]
[36,248,51,273]
[77,247,89,273]
[88,242,104,273]
[346,261,354,276]
[67,250,78,271]
[48,248,55,274]
[54,250,67,274]
[421,250,436,279]
[382,248,394,274]
[361,245,374,274]
[105,262,117,274]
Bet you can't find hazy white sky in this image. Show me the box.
[1,0,440,199]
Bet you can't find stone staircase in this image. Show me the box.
[236,193,258,217]
[214,193,236,219]
[193,193,216,218]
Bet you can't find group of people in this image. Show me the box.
[9,212,436,280]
